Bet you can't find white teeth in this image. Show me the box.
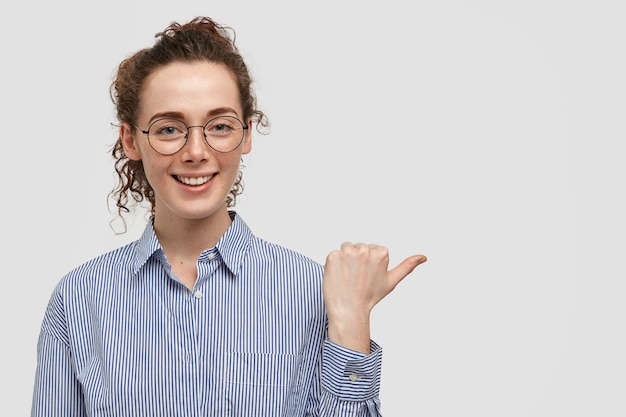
[177,175,213,186]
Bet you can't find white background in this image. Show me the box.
[1,1,625,415]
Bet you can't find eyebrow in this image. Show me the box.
[148,107,241,124]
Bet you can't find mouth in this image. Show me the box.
[174,175,214,186]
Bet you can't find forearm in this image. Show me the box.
[327,312,372,355]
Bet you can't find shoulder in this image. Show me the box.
[250,236,322,270]
[41,240,139,342]
[53,240,139,298]
[227,213,324,279]
[238,235,325,288]
[241,236,325,311]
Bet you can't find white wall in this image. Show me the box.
[2,1,624,415]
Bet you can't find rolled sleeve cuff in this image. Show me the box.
[321,339,382,401]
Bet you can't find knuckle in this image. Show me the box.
[372,245,389,259]
[326,249,341,261]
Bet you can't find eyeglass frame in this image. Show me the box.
[133,115,249,155]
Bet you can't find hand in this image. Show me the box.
[323,242,427,354]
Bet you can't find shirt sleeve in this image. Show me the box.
[318,339,383,417]
[31,286,86,417]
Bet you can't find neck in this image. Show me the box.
[153,209,233,261]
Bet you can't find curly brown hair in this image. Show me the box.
[109,16,268,226]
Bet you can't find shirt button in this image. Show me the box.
[207,252,216,260]
[194,290,203,299]
[349,374,360,382]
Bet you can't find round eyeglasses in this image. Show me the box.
[135,116,248,155]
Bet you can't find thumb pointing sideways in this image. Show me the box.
[387,255,427,288]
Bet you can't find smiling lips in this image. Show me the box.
[175,175,214,186]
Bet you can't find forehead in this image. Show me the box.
[139,61,242,119]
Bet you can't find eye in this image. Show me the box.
[149,119,187,140]
[207,119,237,136]
[158,125,182,135]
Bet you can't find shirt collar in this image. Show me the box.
[131,212,254,277]
[132,218,163,275]
[215,212,253,277]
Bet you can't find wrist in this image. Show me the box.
[327,313,371,354]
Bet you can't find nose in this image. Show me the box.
[182,126,210,161]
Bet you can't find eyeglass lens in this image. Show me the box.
[147,116,245,154]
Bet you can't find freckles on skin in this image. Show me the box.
[128,61,251,223]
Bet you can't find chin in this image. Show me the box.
[182,202,229,220]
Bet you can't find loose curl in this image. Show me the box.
[109,17,269,230]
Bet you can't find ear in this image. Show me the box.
[241,119,252,155]
[120,122,142,161]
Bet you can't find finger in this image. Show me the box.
[339,241,371,254]
[340,241,355,250]
[387,255,427,288]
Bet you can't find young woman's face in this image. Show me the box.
[121,61,251,224]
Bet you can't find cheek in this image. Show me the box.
[218,153,242,173]
[142,160,166,186]
[217,155,242,189]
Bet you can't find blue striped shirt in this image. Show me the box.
[32,213,383,416]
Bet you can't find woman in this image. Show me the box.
[31,16,426,416]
